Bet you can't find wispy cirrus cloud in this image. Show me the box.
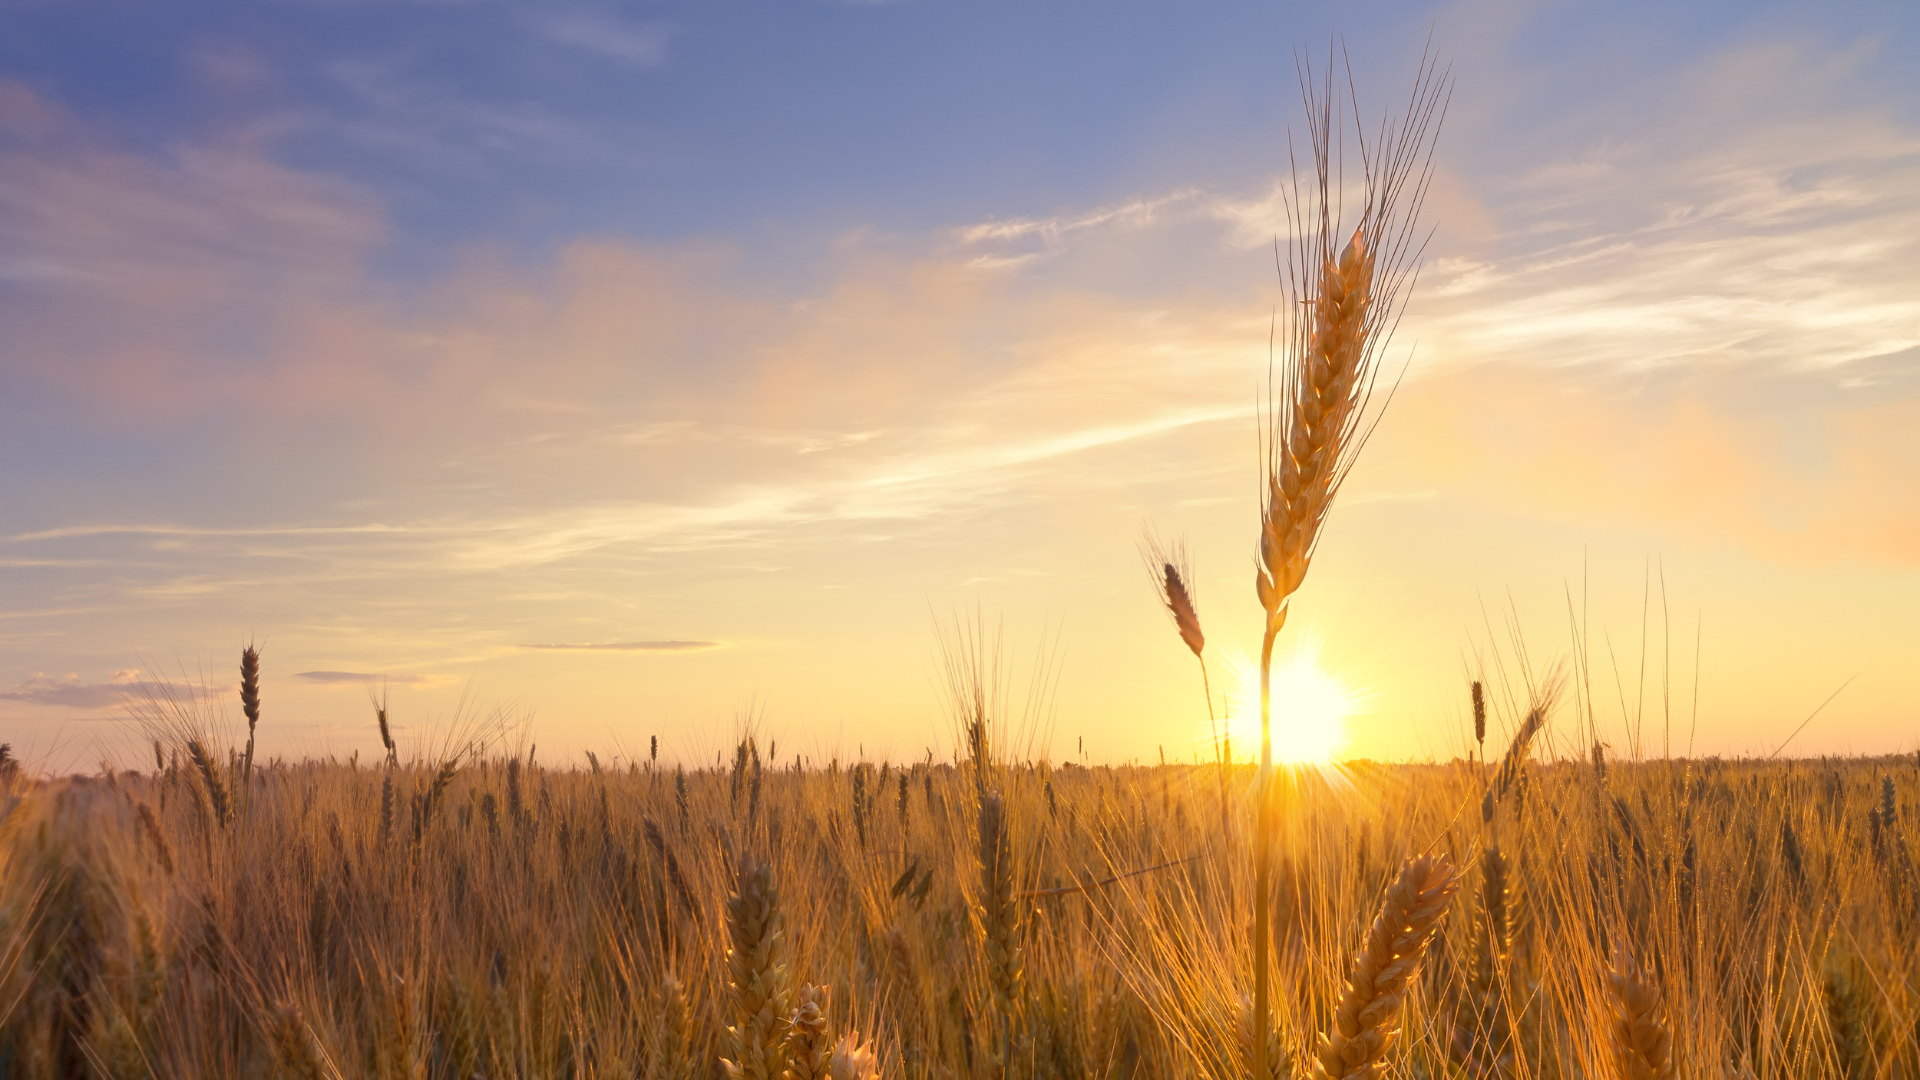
[518,641,723,652]
[294,670,438,684]
[540,12,670,68]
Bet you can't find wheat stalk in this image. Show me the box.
[186,738,231,830]
[1247,57,1449,1080]
[1606,942,1675,1080]
[373,689,396,764]
[644,817,700,924]
[1143,535,1231,845]
[978,791,1023,1011]
[133,800,174,874]
[413,759,459,843]
[976,788,1025,1078]
[721,853,792,1080]
[1492,701,1548,805]
[239,645,261,796]
[1312,854,1461,1080]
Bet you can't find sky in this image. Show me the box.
[1,0,1917,772]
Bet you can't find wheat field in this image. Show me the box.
[0,709,1917,1079]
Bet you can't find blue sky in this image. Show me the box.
[2,0,1917,769]
[7,0,1909,265]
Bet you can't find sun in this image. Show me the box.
[1219,651,1355,766]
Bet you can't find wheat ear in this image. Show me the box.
[271,1001,331,1080]
[1144,535,1227,843]
[1312,855,1462,1080]
[1824,960,1873,1080]
[721,854,792,1080]
[659,974,695,1080]
[374,689,396,764]
[1257,226,1377,643]
[1606,942,1675,1080]
[239,644,261,793]
[1238,995,1292,1080]
[1471,681,1487,757]
[187,738,231,830]
[827,1032,883,1080]
[978,791,1023,1010]
[1492,701,1548,804]
[134,800,174,874]
[884,924,915,996]
[1143,535,1206,658]
[1480,844,1510,967]
[783,984,833,1080]
[413,759,458,842]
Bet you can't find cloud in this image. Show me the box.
[320,58,622,177]
[293,671,438,684]
[1365,353,1920,566]
[953,189,1205,270]
[516,641,724,652]
[0,670,165,709]
[0,83,381,296]
[540,13,669,68]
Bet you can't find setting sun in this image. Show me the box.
[1221,651,1356,765]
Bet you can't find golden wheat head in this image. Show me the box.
[1607,942,1675,1080]
[784,983,834,1080]
[721,853,792,1080]
[1313,854,1462,1080]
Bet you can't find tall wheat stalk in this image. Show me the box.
[239,645,261,800]
[1249,54,1448,1080]
[1143,536,1232,845]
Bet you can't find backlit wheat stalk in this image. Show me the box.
[1248,54,1449,1079]
[239,645,261,795]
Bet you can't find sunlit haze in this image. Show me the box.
[2,0,1917,771]
[1215,651,1355,766]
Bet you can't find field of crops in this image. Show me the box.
[2,710,1916,1079]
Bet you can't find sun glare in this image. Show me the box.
[1220,652,1355,765]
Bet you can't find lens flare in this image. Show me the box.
[1222,651,1355,765]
